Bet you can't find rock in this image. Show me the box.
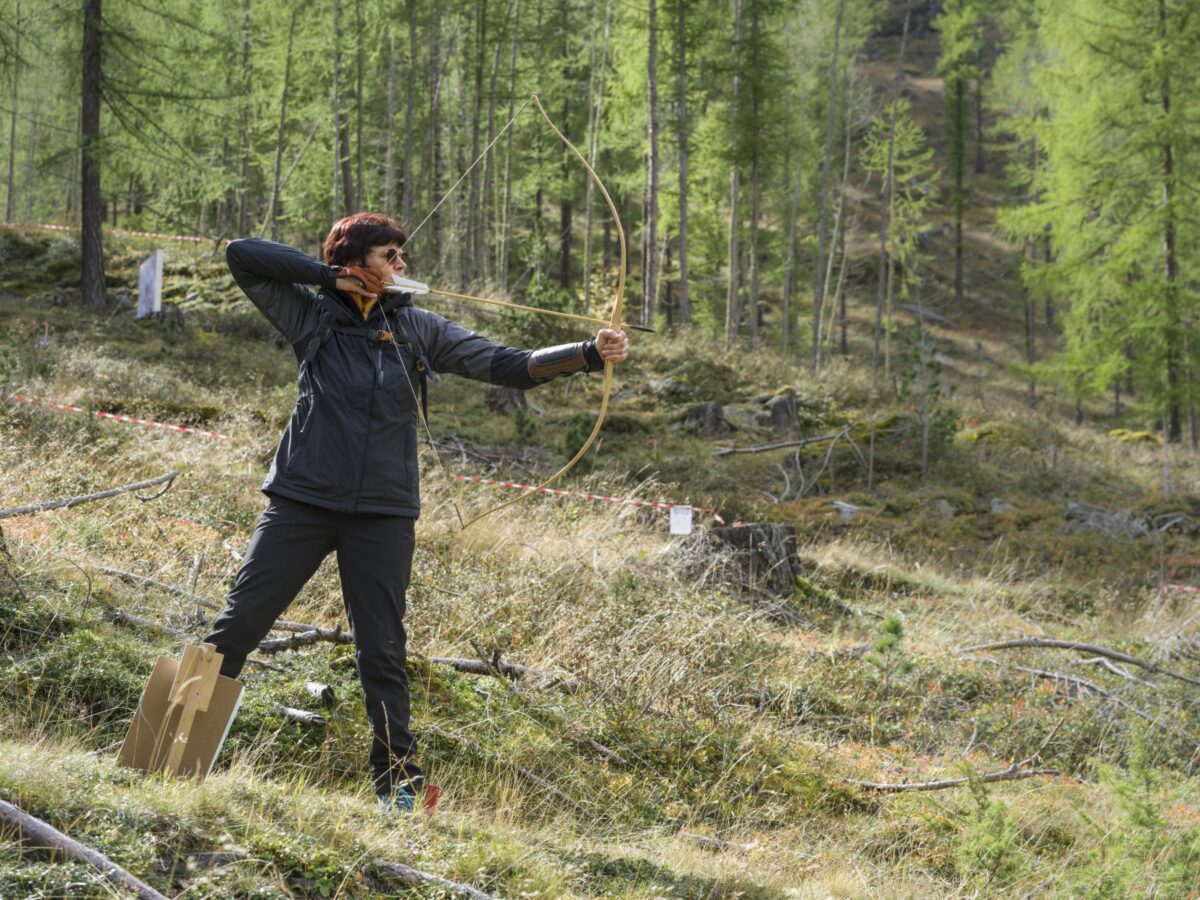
[485,386,528,416]
[931,499,957,519]
[721,405,759,431]
[682,402,729,435]
[1066,501,1150,538]
[831,500,863,521]
[990,498,1017,514]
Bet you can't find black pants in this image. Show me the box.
[204,494,421,796]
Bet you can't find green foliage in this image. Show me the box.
[859,98,937,301]
[513,406,537,442]
[995,0,1200,432]
[955,780,1024,889]
[863,612,913,694]
[563,411,598,459]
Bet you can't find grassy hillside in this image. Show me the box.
[4,37,1200,900]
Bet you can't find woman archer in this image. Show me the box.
[204,211,628,811]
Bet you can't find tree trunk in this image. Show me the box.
[836,106,851,358]
[5,0,19,222]
[469,0,487,284]
[952,77,965,304]
[674,0,690,328]
[644,0,660,326]
[80,0,105,309]
[499,0,520,288]
[483,32,502,283]
[237,0,252,236]
[874,9,908,370]
[1159,0,1181,443]
[334,0,354,215]
[430,8,444,265]
[974,75,985,174]
[266,8,298,240]
[782,164,800,357]
[403,0,416,224]
[746,0,761,350]
[725,0,744,348]
[355,0,364,208]
[812,0,845,373]
[384,23,397,214]
[583,0,613,309]
[822,67,851,354]
[1025,240,1036,407]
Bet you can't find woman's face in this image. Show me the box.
[364,242,407,278]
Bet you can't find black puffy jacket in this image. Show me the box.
[227,238,602,517]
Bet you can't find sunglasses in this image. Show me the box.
[383,247,408,265]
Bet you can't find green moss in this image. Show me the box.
[4,627,154,728]
[0,591,70,653]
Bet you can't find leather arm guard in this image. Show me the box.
[527,339,604,383]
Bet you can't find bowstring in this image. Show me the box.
[402,93,535,251]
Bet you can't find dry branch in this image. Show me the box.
[427,656,580,692]
[958,637,1200,689]
[371,858,496,899]
[0,797,168,899]
[0,471,180,520]
[845,765,1059,793]
[713,432,842,457]
[108,609,186,636]
[98,567,220,610]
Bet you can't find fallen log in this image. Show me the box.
[257,626,353,653]
[845,765,1059,793]
[0,797,168,900]
[428,655,580,692]
[371,858,496,899]
[0,471,180,520]
[958,637,1200,689]
[278,706,326,727]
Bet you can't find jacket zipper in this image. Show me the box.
[352,342,382,511]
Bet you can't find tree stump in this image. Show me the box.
[706,523,803,601]
[485,386,528,416]
[765,391,800,436]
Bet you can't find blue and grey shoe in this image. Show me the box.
[376,786,416,813]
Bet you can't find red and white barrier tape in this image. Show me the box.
[451,473,727,525]
[11,394,229,440]
[2,221,220,245]
[8,393,738,523]
[1162,583,1200,596]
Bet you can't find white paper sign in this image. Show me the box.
[669,505,694,535]
[137,250,163,319]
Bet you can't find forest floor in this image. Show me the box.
[3,24,1200,900]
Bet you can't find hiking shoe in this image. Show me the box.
[376,787,416,813]
[376,784,440,815]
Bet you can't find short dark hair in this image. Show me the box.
[323,212,408,267]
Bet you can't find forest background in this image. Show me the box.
[3,0,1200,896]
[2,0,1197,435]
